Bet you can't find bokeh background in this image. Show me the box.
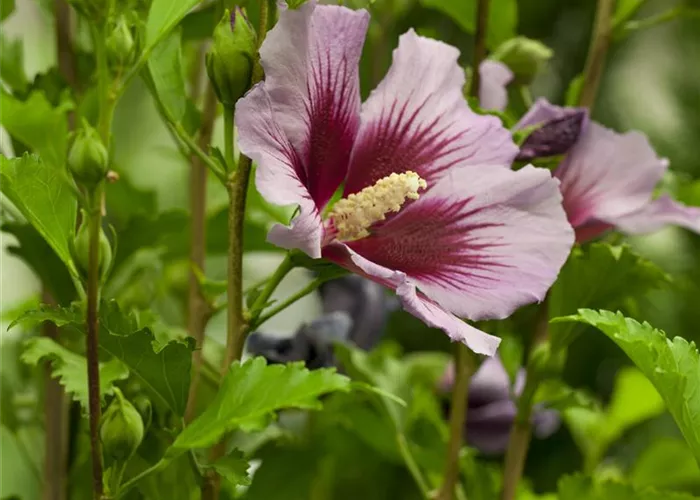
[2,0,700,497]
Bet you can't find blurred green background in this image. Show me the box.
[1,0,700,497]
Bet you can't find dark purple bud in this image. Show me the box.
[319,275,391,350]
[440,357,560,455]
[516,110,586,162]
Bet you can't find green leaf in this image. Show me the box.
[206,449,251,488]
[549,243,669,348]
[0,90,70,168]
[418,0,517,49]
[558,474,698,500]
[631,439,700,490]
[565,74,584,107]
[534,379,600,412]
[20,337,129,410]
[563,367,664,470]
[556,310,700,466]
[0,33,28,93]
[0,0,14,21]
[9,301,195,416]
[0,425,41,500]
[148,30,187,124]
[170,357,350,452]
[146,0,201,48]
[0,154,78,277]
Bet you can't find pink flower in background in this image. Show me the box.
[440,357,560,454]
[236,1,574,355]
[516,99,700,242]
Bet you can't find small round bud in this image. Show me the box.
[71,213,113,280]
[100,388,144,462]
[205,8,257,106]
[106,16,137,71]
[492,37,553,85]
[68,123,108,188]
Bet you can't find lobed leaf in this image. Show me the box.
[170,357,350,452]
[556,310,700,466]
[9,300,194,416]
[21,337,129,410]
[146,0,201,48]
[0,154,78,277]
[558,473,698,500]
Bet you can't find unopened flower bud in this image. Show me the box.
[516,110,586,162]
[71,212,113,280]
[205,8,257,106]
[68,123,108,188]
[106,16,137,70]
[492,37,553,84]
[100,388,144,462]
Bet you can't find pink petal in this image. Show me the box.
[257,1,369,208]
[345,165,574,321]
[236,86,324,258]
[343,30,518,195]
[479,60,513,111]
[556,122,668,228]
[323,244,501,355]
[609,195,700,235]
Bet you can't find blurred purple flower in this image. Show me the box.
[440,356,560,455]
[247,276,391,367]
[515,99,700,242]
[236,1,574,355]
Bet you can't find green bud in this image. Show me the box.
[491,36,553,85]
[106,16,137,71]
[100,388,144,462]
[206,8,257,106]
[71,212,113,280]
[68,122,108,188]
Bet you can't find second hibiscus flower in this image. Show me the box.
[236,1,574,355]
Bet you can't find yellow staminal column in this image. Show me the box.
[329,171,427,241]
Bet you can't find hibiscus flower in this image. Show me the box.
[235,1,574,355]
[515,99,700,242]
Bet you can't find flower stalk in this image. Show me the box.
[437,344,476,500]
[578,0,614,108]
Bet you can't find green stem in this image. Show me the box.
[468,0,490,98]
[500,299,548,500]
[437,344,476,500]
[144,80,226,182]
[615,7,700,40]
[248,253,296,318]
[86,186,105,500]
[114,459,168,499]
[223,107,235,171]
[397,433,431,500]
[578,0,614,109]
[253,276,327,328]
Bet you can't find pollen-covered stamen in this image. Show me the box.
[329,171,427,241]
